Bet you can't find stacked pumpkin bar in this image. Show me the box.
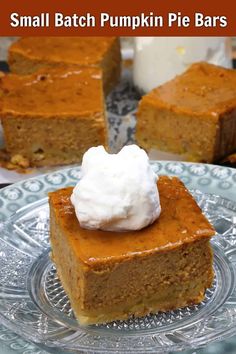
[8,37,121,95]
[0,37,121,168]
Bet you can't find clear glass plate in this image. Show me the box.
[1,184,236,353]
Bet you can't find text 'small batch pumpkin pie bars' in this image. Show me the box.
[49,145,215,325]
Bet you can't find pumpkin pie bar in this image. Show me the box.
[49,176,215,325]
[136,62,236,163]
[0,67,107,167]
[8,37,121,95]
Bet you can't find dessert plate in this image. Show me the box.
[0,162,236,354]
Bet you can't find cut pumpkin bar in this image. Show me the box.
[8,37,121,95]
[0,66,107,167]
[136,62,236,163]
[49,176,215,325]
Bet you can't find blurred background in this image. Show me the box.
[1,37,236,60]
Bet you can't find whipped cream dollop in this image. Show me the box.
[71,145,161,231]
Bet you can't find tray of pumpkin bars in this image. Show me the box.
[0,37,236,353]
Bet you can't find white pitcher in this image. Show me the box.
[133,37,232,93]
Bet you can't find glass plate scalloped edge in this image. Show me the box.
[0,165,236,353]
